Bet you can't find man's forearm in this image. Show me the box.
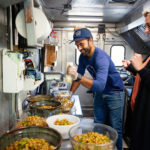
[80,76,93,89]
[70,76,93,93]
[70,81,80,93]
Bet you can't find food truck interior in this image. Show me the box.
[0,0,150,149]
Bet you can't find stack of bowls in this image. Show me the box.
[23,95,62,118]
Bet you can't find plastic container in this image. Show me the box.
[65,62,73,84]
[53,90,72,100]
[69,123,118,150]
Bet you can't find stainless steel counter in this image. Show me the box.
[70,95,83,117]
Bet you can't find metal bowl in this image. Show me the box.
[15,115,48,128]
[27,94,56,103]
[27,100,62,118]
[29,100,61,110]
[22,95,56,111]
[0,126,62,150]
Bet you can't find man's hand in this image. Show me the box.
[122,60,131,69]
[130,53,143,71]
[67,65,78,80]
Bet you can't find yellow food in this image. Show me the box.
[74,132,111,145]
[56,92,71,100]
[5,137,55,150]
[54,118,73,125]
[57,99,74,111]
[58,113,65,115]
[38,105,55,109]
[16,115,47,128]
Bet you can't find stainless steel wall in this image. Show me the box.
[0,7,28,135]
[0,7,13,135]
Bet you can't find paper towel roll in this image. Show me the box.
[15,8,51,42]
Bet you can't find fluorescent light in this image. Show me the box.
[67,12,104,16]
[68,17,103,22]
[73,5,103,8]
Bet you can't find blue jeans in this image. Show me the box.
[94,92,124,150]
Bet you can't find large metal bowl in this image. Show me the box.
[29,100,61,110]
[27,100,62,118]
[22,95,57,111]
[27,94,56,102]
[0,126,62,150]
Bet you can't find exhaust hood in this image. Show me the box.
[112,0,136,3]
[133,25,150,42]
[108,0,137,4]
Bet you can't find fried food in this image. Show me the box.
[74,132,111,145]
[16,115,47,128]
[5,138,55,150]
[56,92,71,100]
[54,118,73,125]
[38,105,55,109]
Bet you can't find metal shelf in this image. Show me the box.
[24,73,44,91]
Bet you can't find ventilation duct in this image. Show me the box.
[112,0,136,2]
[121,30,150,54]
[109,0,136,4]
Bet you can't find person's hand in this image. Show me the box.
[130,53,143,71]
[67,65,78,80]
[122,60,131,69]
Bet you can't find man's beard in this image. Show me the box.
[81,47,91,56]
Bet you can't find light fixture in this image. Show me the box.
[68,17,103,22]
[67,12,104,17]
[73,5,103,8]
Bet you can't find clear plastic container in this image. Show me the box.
[53,91,72,100]
[69,123,118,150]
[65,62,73,84]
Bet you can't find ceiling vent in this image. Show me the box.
[64,4,72,12]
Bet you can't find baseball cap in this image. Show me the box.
[70,28,93,43]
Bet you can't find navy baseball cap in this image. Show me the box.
[70,28,93,43]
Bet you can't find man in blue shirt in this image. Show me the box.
[67,28,124,150]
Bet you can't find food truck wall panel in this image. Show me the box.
[0,7,28,134]
[0,7,12,135]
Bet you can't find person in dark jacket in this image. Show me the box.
[67,28,124,150]
[122,10,150,150]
